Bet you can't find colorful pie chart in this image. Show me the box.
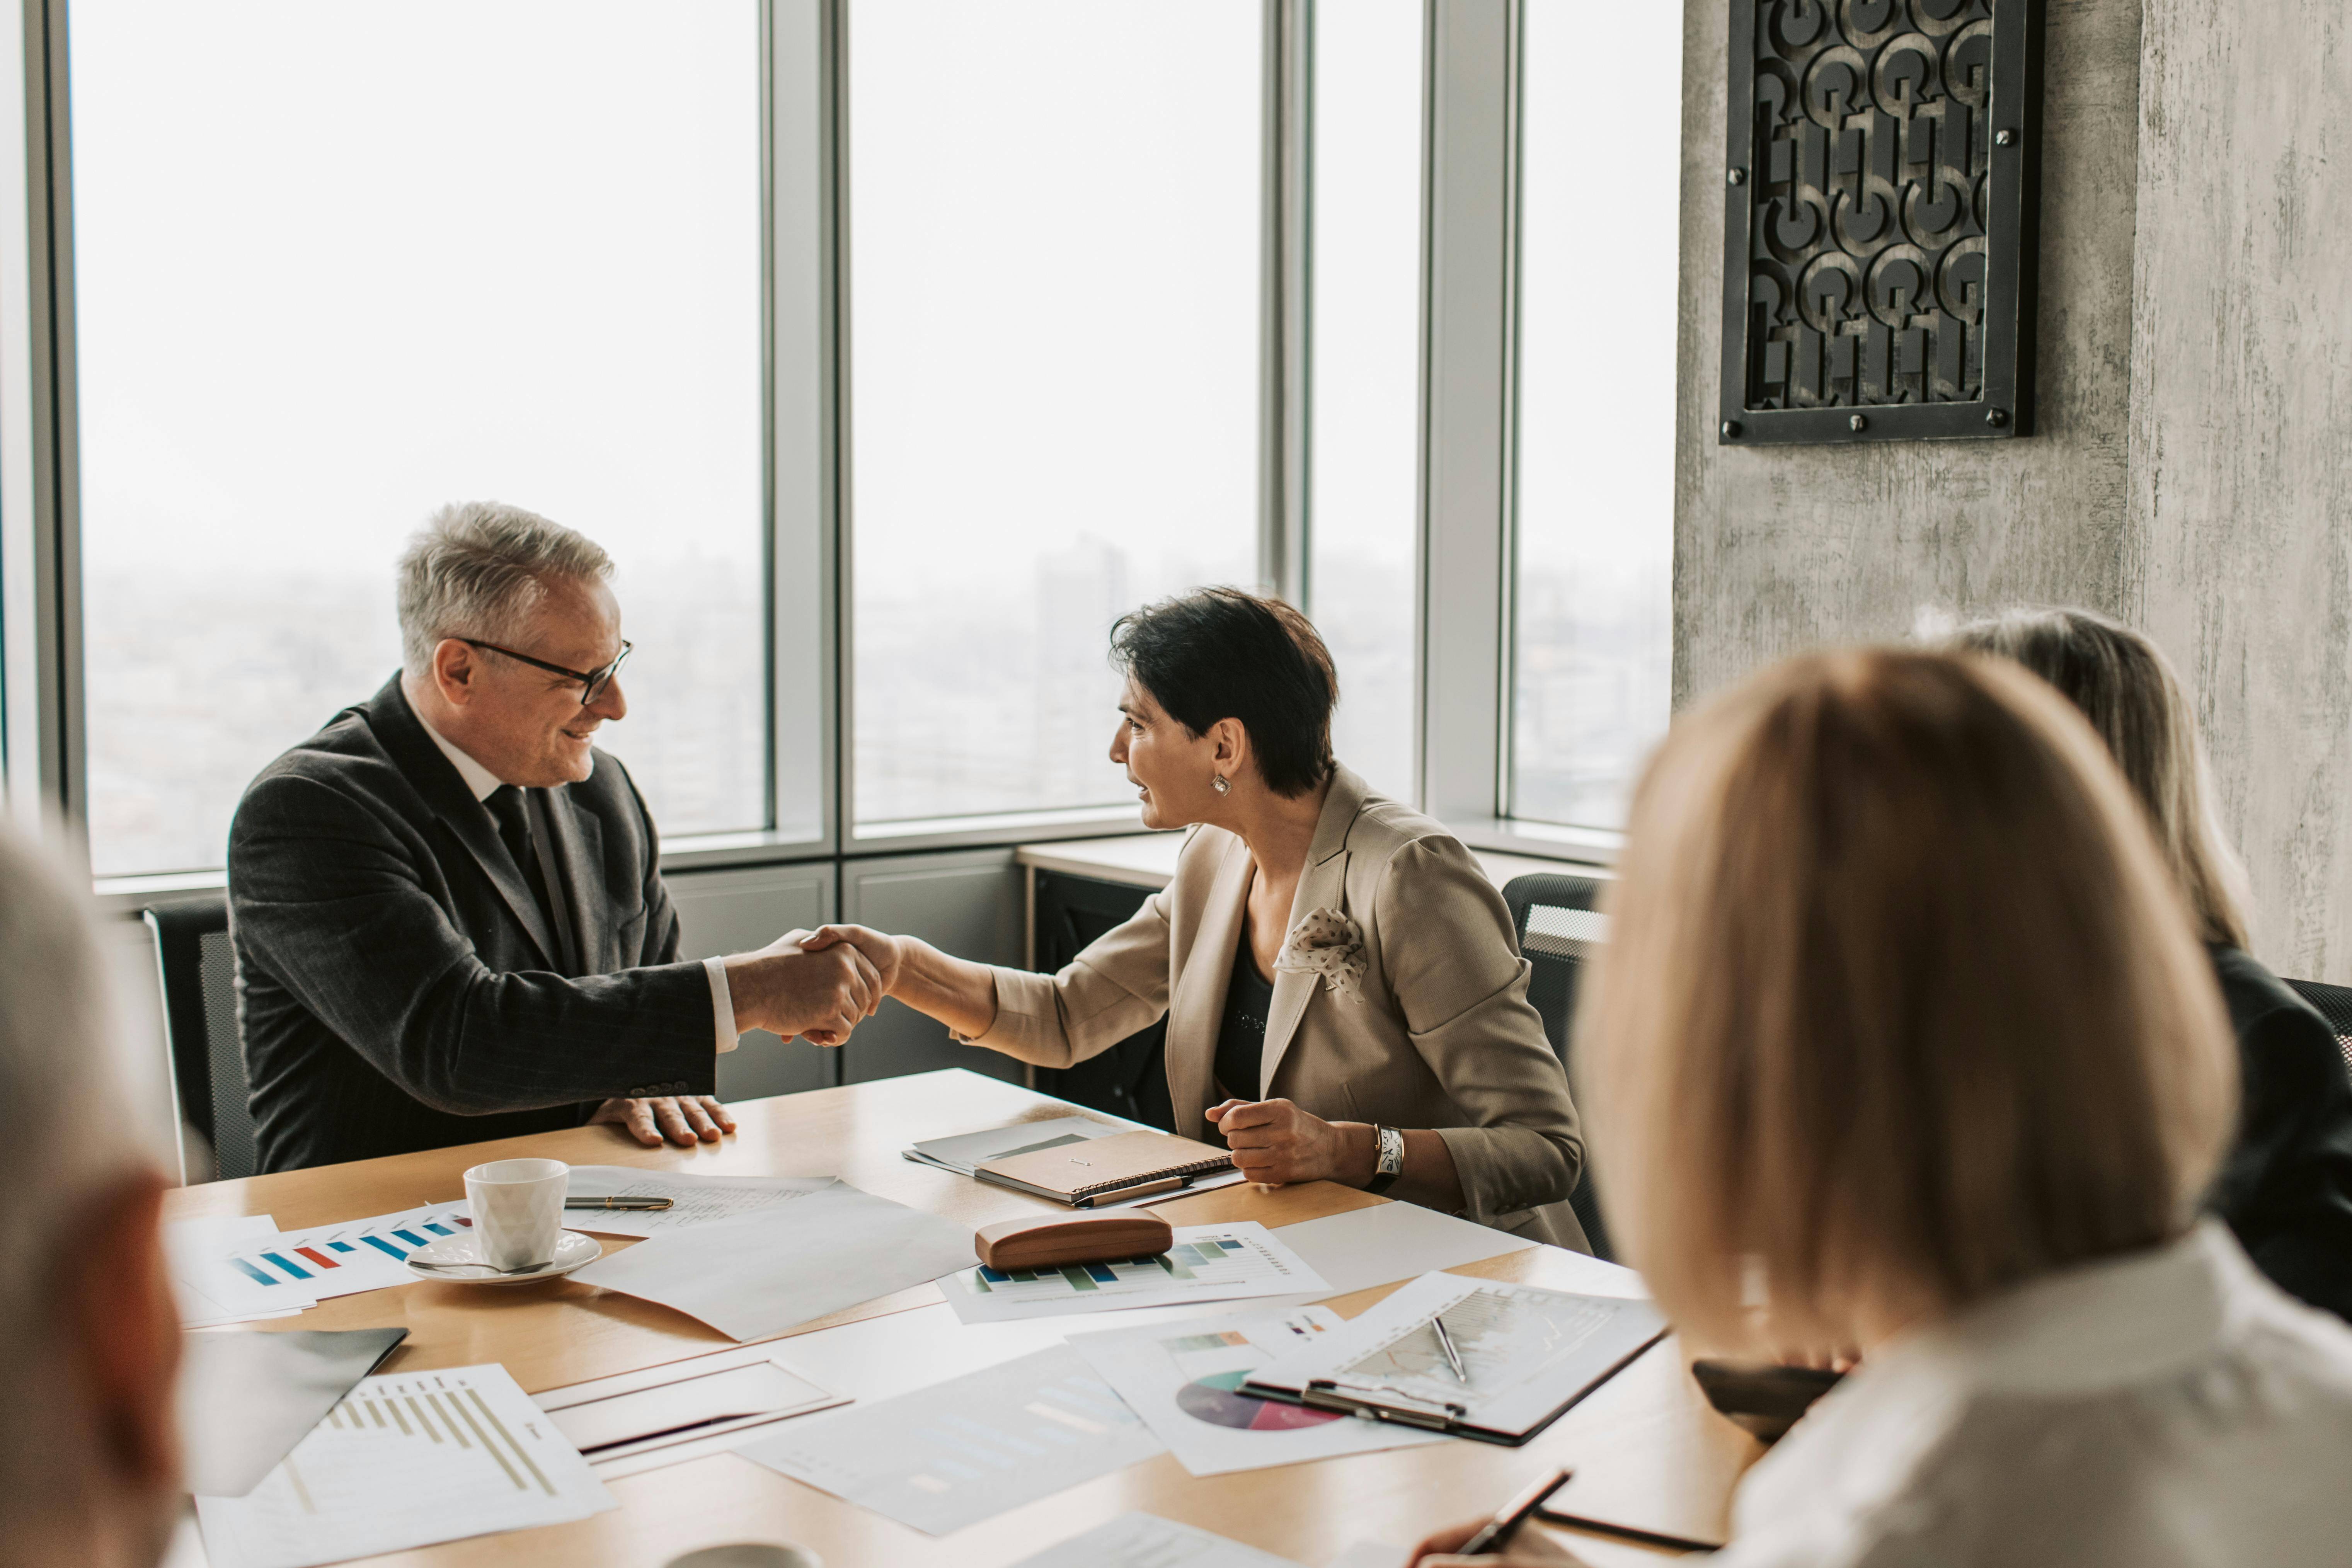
[1175,1370,1344,1432]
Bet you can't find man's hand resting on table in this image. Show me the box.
[591,1094,738,1148]
[721,931,885,1045]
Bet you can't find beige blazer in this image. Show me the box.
[971,766,1590,1249]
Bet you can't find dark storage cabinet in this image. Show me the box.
[1029,871,1175,1131]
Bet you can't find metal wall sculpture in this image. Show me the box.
[1719,0,2043,444]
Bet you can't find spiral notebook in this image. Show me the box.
[975,1130,1236,1207]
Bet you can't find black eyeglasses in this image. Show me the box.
[463,639,633,707]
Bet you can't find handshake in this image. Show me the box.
[720,924,909,1045]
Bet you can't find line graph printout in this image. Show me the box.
[737,1344,1163,1536]
[1245,1272,1667,1439]
[940,1221,1329,1324]
[194,1364,613,1568]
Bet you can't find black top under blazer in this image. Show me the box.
[227,677,719,1172]
[2207,944,2352,1322]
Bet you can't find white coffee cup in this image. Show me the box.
[463,1158,570,1269]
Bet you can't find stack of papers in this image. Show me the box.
[938,1221,1330,1325]
[194,1363,613,1568]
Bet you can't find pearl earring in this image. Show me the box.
[1212,774,1231,795]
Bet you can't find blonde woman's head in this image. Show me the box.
[1945,607,2249,949]
[1583,648,2236,1353]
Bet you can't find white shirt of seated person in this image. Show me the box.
[420,712,739,1052]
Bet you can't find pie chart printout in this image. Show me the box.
[1174,1368,1344,1432]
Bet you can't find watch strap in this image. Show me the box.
[1364,1124,1406,1195]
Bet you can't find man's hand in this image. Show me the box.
[590,1094,738,1148]
[1410,1519,1586,1566]
[797,924,905,997]
[1206,1098,1364,1187]
[723,936,883,1045]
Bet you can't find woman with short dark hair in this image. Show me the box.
[806,587,1589,1244]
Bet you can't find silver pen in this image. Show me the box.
[1429,1310,1469,1382]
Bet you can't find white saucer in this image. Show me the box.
[404,1229,602,1285]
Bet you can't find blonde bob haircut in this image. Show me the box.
[1945,606,2250,950]
[1582,649,2236,1351]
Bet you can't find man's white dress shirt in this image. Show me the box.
[419,716,738,1056]
[1717,1220,2352,1566]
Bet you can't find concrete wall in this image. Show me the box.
[1674,0,2148,707]
[2127,0,2352,976]
[1675,0,2352,978]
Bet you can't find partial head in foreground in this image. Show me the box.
[1582,647,2236,1355]
[0,828,179,1568]
[1108,587,1339,829]
[397,501,627,788]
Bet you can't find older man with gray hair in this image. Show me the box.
[228,501,879,1171]
[0,827,182,1567]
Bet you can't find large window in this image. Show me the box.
[847,0,1262,831]
[1508,0,1679,830]
[1308,0,1424,803]
[70,0,765,877]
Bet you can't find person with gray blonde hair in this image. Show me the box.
[0,826,182,1568]
[1949,606,2352,1322]
[228,501,881,1170]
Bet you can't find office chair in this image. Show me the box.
[144,897,260,1183]
[2282,977,2352,1077]
[1500,872,1614,1260]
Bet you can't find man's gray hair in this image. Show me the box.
[397,502,614,674]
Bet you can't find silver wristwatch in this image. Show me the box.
[1365,1125,1406,1194]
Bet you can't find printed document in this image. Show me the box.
[939,1221,1329,1325]
[572,1182,976,1341]
[559,1166,837,1236]
[193,1363,612,1568]
[1069,1305,1445,1475]
[167,1214,315,1326]
[737,1344,1162,1536]
[1010,1512,1306,1567]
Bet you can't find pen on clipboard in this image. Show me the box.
[1430,1309,1469,1382]
[1455,1467,1572,1555]
[562,1196,674,1211]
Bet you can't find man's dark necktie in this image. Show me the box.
[486,785,561,951]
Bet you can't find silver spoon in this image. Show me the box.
[409,1256,556,1277]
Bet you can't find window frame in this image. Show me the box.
[1,0,1621,908]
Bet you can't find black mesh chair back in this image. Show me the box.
[1500,872,1613,1260]
[143,898,258,1183]
[2282,977,2352,1077]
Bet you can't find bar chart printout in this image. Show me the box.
[737,1345,1165,1536]
[194,1364,613,1568]
[218,1203,478,1299]
[940,1221,1330,1323]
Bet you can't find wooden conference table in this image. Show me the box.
[164,1069,1761,1567]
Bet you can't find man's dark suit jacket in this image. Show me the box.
[228,677,719,1172]
[2207,944,2352,1322]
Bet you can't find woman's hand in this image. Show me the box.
[796,924,905,1002]
[1409,1519,1586,1566]
[1206,1098,1365,1186]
